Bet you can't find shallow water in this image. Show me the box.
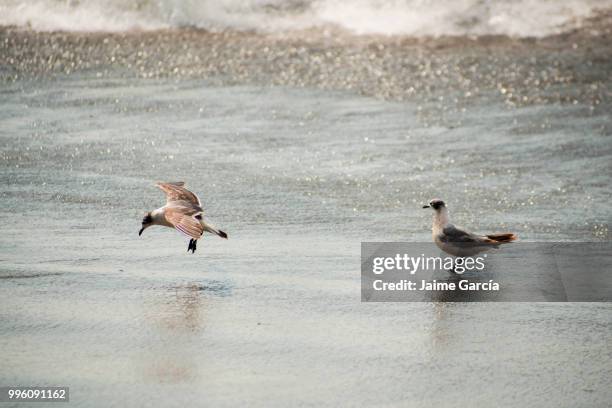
[2,3,612,400]
[1,72,611,406]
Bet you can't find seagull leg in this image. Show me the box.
[191,239,197,253]
[447,258,457,274]
[187,239,193,252]
[448,258,465,274]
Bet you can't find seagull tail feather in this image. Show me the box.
[485,233,517,243]
[203,223,228,239]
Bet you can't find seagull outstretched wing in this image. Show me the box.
[156,181,202,206]
[164,205,204,239]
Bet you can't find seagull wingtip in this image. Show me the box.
[156,181,185,185]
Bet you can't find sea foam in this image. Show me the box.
[0,0,610,37]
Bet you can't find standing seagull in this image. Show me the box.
[139,182,228,253]
[423,199,516,258]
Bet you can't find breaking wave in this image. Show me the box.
[0,0,610,37]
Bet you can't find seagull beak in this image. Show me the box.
[139,227,145,236]
[422,205,430,209]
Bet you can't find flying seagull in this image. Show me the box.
[139,182,228,253]
[423,198,516,258]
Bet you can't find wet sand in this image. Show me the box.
[2,10,612,108]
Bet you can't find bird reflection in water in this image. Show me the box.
[427,272,489,351]
[140,281,229,384]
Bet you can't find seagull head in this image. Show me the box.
[139,212,153,236]
[423,199,446,211]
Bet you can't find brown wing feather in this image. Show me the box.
[164,207,204,239]
[156,182,201,206]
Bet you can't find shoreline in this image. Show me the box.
[2,12,611,113]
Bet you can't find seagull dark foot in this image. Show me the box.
[187,239,197,254]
